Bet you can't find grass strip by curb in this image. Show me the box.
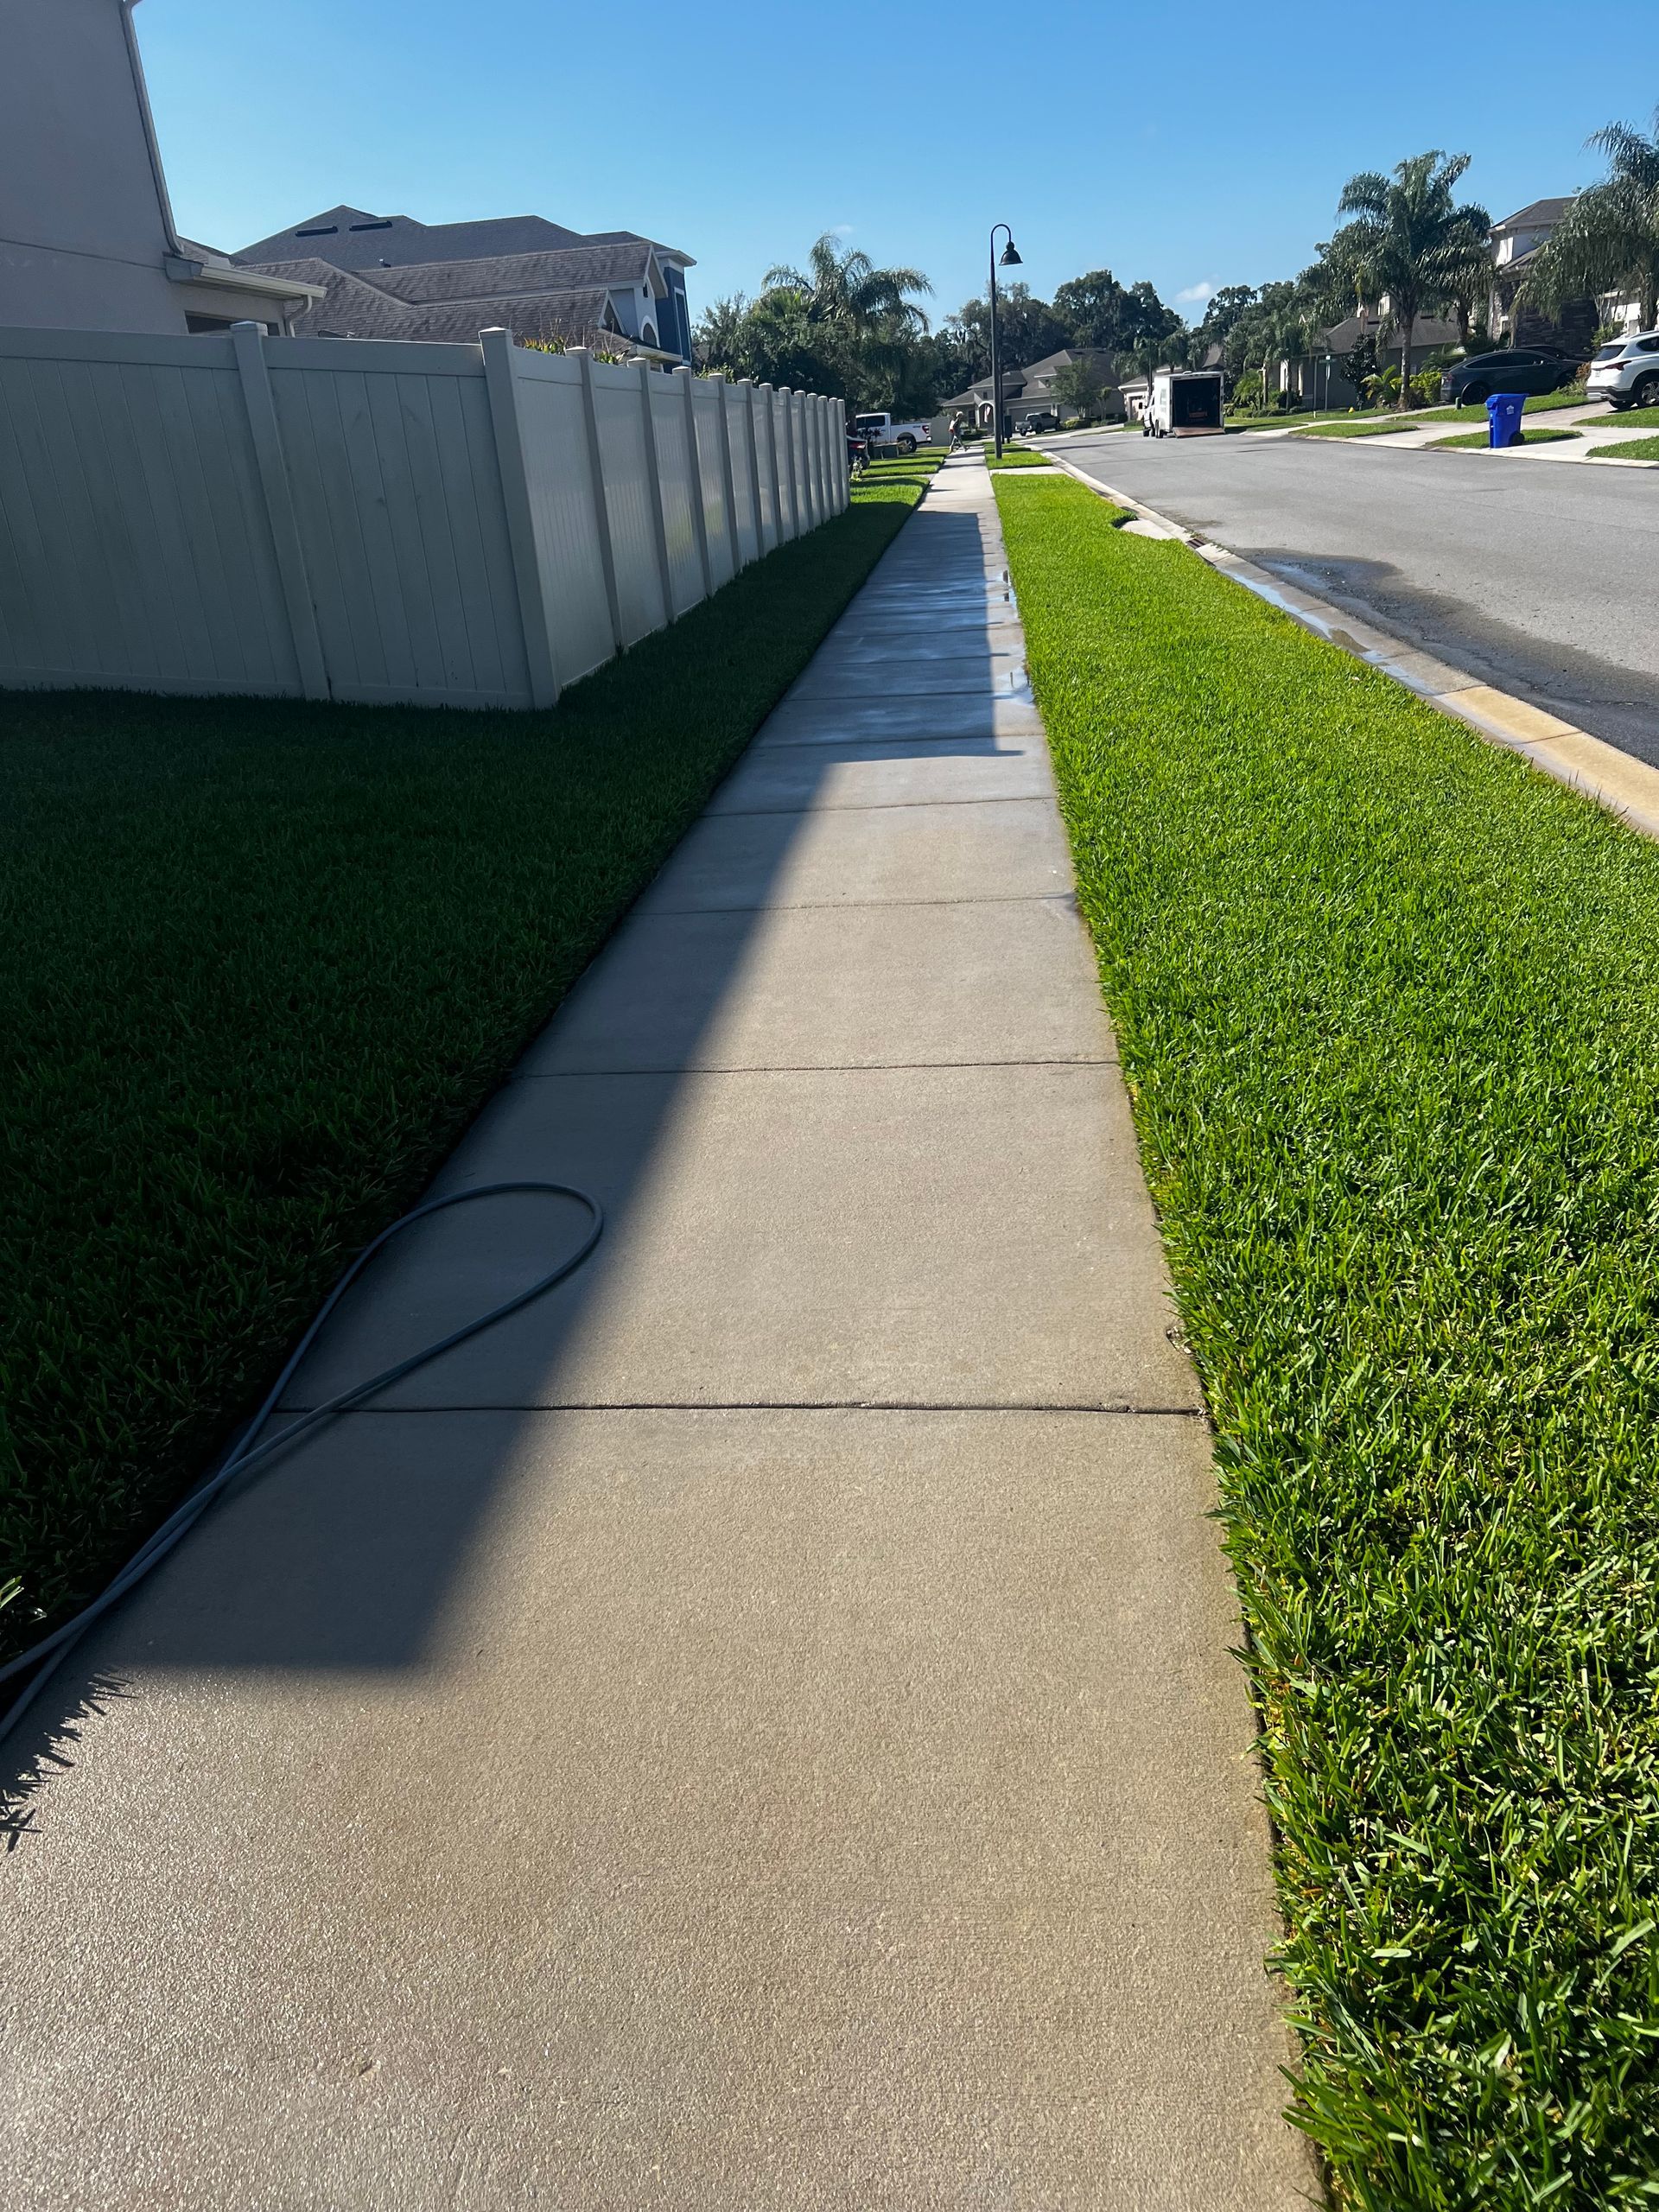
[995,473,1659,2208]
[1430,428,1580,450]
[1293,417,1437,439]
[1588,434,1659,461]
[984,446,1056,469]
[0,454,938,1669]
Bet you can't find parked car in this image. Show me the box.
[1018,410,1059,435]
[1439,346,1580,407]
[853,410,929,456]
[1586,330,1659,411]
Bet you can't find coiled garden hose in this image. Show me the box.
[0,1180,603,1749]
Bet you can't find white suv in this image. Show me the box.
[1586,330,1659,411]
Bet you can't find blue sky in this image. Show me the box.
[139,0,1659,328]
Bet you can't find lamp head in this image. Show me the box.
[999,238,1023,267]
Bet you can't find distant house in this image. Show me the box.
[1487,197,1600,349]
[235,209,696,360]
[1489,196,1642,343]
[942,347,1123,430]
[0,0,323,335]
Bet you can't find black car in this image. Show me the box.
[1440,346,1580,407]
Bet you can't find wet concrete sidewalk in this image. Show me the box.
[3,453,1313,2210]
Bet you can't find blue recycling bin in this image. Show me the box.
[1487,391,1525,448]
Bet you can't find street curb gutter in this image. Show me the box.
[1033,449,1659,844]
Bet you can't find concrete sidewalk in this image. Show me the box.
[3,454,1313,2210]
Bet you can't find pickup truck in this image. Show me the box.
[854,411,930,456]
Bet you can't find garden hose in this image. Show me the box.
[0,1180,604,1750]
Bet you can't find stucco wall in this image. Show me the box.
[0,0,186,334]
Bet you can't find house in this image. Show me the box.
[1487,197,1603,349]
[943,347,1123,430]
[1274,310,1465,408]
[0,0,323,335]
[1489,196,1642,342]
[234,209,696,360]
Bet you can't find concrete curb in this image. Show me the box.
[1032,450,1659,843]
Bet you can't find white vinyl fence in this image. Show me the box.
[0,322,848,709]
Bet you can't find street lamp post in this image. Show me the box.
[988,225,1021,461]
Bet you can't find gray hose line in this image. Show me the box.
[0,1180,603,1749]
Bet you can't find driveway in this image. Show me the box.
[1053,431,1659,766]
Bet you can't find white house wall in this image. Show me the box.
[0,321,848,707]
[0,0,189,335]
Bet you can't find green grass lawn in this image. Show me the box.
[1430,426,1582,449]
[1227,410,1383,433]
[0,452,939,1669]
[1583,405,1659,431]
[1587,433,1659,460]
[994,471,1659,2207]
[984,445,1057,469]
[1412,390,1594,423]
[1293,416,1435,438]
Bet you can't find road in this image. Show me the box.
[1053,430,1659,766]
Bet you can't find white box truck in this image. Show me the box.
[1143,370,1225,438]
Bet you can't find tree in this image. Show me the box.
[696,235,941,410]
[1053,268,1131,349]
[761,232,932,339]
[1330,152,1491,407]
[1049,354,1116,423]
[1198,284,1260,349]
[1529,105,1659,332]
[692,293,752,368]
[944,284,1071,381]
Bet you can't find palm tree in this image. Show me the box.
[1332,153,1491,406]
[1529,107,1659,332]
[761,234,933,339]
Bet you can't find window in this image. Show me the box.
[1639,337,1659,353]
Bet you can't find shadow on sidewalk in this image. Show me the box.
[5,485,1039,1808]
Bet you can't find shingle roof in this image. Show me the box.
[1494,197,1572,232]
[233,207,693,272]
[366,243,658,305]
[252,258,626,349]
[1319,312,1463,353]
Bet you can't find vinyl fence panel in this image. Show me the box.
[0,331,297,695]
[271,339,530,707]
[725,380,760,569]
[589,356,667,647]
[0,322,848,709]
[508,345,618,689]
[648,368,702,618]
[691,374,734,590]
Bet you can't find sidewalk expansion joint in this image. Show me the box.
[640,892,1077,916]
[707,794,1055,817]
[508,1057,1120,1080]
[319,1400,1210,1418]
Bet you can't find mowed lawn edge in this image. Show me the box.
[994,473,1659,2208]
[1,454,938,1664]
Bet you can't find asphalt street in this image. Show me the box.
[1054,430,1659,766]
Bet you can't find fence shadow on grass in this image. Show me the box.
[3,487,1032,1819]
